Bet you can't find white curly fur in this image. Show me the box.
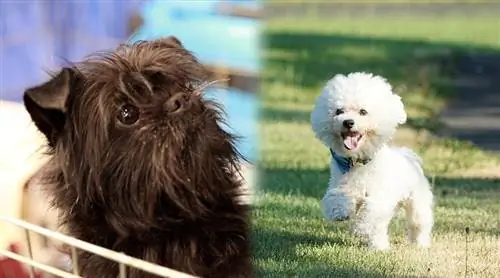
[310,72,434,250]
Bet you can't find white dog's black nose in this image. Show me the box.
[343,119,355,129]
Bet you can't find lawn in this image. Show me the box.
[253,13,500,277]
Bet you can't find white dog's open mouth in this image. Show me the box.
[341,131,363,150]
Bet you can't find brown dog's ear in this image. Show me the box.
[23,67,78,146]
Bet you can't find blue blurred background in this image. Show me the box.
[0,0,259,163]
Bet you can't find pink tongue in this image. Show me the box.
[343,136,359,150]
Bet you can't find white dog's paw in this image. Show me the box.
[331,213,350,222]
[416,235,431,248]
[364,230,391,251]
[408,229,432,248]
[325,208,350,222]
[322,198,352,222]
[369,239,390,251]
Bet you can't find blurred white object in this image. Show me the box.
[0,101,47,248]
[0,100,68,271]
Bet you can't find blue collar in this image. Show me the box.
[330,149,371,174]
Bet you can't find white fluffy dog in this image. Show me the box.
[310,72,434,250]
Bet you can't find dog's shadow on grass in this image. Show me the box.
[432,176,500,236]
[260,167,500,236]
[252,227,397,278]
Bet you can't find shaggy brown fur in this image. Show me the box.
[23,37,253,278]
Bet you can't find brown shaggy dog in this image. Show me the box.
[22,37,253,278]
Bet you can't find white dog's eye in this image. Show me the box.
[335,108,344,115]
[359,109,368,116]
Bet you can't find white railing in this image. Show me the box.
[0,215,197,278]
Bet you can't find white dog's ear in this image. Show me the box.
[391,94,407,124]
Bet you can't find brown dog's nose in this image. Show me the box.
[343,119,355,129]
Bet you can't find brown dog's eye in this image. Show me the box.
[118,104,139,125]
[359,109,368,116]
[335,108,344,115]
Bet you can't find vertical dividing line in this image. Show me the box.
[24,229,36,278]
[71,245,80,276]
[119,261,127,278]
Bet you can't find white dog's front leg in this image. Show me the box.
[321,187,353,221]
[353,199,395,250]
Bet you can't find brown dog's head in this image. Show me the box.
[23,37,244,237]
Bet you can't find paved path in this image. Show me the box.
[439,54,500,153]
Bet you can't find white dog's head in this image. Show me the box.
[310,72,407,160]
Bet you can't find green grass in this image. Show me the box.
[254,13,500,277]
